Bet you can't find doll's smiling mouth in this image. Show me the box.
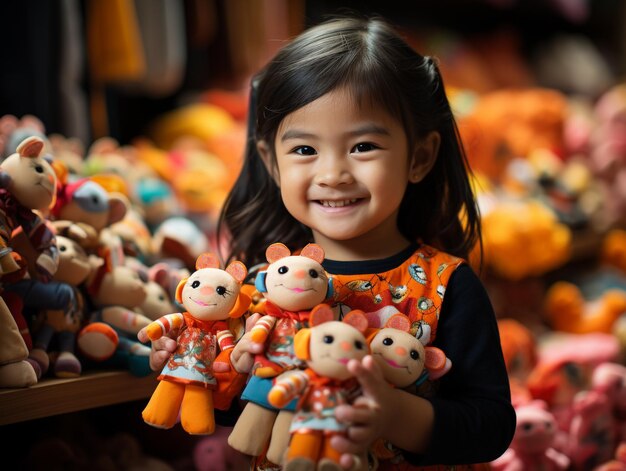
[189,297,217,307]
[374,352,410,370]
[276,284,314,293]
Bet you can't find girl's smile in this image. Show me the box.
[266,87,427,261]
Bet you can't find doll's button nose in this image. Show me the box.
[395,346,407,356]
[340,341,352,351]
[201,286,215,295]
[293,269,306,279]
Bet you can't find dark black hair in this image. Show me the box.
[218,16,481,266]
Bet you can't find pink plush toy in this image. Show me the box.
[491,400,570,471]
[140,253,250,435]
[267,307,369,470]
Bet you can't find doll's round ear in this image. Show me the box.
[424,346,450,380]
[254,271,267,293]
[385,313,411,332]
[196,253,220,270]
[300,243,324,264]
[226,261,247,283]
[310,304,335,326]
[175,278,189,304]
[16,136,44,158]
[266,243,290,263]
[343,309,368,334]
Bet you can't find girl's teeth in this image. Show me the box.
[321,199,357,207]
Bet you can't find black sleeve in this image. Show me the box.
[403,264,516,465]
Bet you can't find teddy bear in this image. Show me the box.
[267,306,369,470]
[139,252,250,435]
[490,400,570,471]
[228,242,334,464]
[0,295,37,388]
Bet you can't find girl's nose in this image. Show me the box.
[314,154,353,186]
[200,285,215,295]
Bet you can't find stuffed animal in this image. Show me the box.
[140,252,249,435]
[544,281,626,334]
[490,400,570,471]
[228,242,333,463]
[29,235,92,378]
[267,307,369,470]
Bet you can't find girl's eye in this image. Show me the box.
[352,142,377,153]
[308,269,319,278]
[293,145,316,156]
[278,266,289,274]
[323,335,334,344]
[191,280,200,288]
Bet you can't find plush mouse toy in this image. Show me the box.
[228,242,333,463]
[267,306,369,470]
[140,252,250,435]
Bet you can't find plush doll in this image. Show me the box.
[77,260,154,375]
[141,252,250,435]
[151,216,210,271]
[544,280,626,334]
[591,362,626,443]
[193,426,249,471]
[267,307,369,470]
[498,317,538,406]
[29,235,92,378]
[228,242,333,463]
[490,400,570,471]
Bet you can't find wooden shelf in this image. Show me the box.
[0,370,158,426]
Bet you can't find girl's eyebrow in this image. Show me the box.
[280,124,390,142]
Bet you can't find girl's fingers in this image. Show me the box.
[348,355,386,397]
[335,404,378,425]
[149,349,171,371]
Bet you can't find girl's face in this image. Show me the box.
[262,87,438,260]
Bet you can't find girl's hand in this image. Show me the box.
[332,355,391,469]
[229,312,266,374]
[138,326,178,371]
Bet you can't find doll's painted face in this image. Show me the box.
[1,150,56,210]
[54,236,91,286]
[307,320,368,380]
[264,255,329,311]
[370,328,426,388]
[181,268,240,321]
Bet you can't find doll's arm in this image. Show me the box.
[20,214,59,280]
[101,306,153,334]
[216,328,235,352]
[268,369,309,408]
[249,314,277,343]
[144,313,184,341]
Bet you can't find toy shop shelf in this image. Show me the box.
[0,370,158,426]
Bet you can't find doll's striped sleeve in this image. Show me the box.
[146,313,184,340]
[216,325,235,351]
[268,370,310,408]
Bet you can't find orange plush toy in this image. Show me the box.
[267,307,369,470]
[140,253,250,435]
[544,281,626,334]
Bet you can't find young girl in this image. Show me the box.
[143,15,515,470]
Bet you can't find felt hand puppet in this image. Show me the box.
[141,252,249,435]
[228,242,333,463]
[267,307,369,470]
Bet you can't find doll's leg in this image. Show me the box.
[318,434,342,471]
[228,402,278,456]
[181,385,215,435]
[284,431,322,471]
[53,331,81,378]
[143,380,184,429]
[265,410,295,464]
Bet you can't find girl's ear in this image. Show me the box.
[257,140,280,186]
[409,131,440,184]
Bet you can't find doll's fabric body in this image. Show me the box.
[158,312,234,387]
